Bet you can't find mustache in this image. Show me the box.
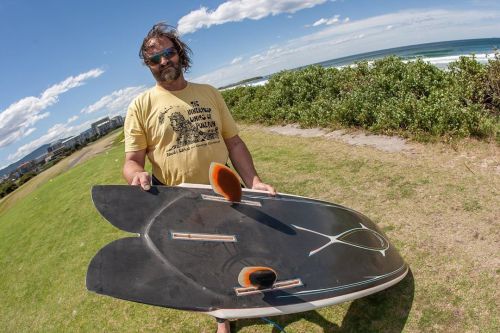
[159,60,176,69]
[159,63,178,74]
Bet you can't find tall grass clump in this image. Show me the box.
[222,55,500,141]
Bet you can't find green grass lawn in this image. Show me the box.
[0,127,498,332]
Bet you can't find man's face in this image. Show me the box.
[145,37,182,83]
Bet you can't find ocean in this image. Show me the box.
[242,38,500,87]
[316,37,500,69]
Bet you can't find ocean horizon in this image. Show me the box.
[228,37,500,88]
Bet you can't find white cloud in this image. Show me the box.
[191,9,500,87]
[67,115,79,123]
[231,57,243,65]
[0,68,104,150]
[23,128,36,138]
[310,15,346,27]
[312,18,328,27]
[80,86,147,114]
[177,0,327,34]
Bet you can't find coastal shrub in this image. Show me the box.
[0,180,18,198]
[221,56,499,141]
[448,56,487,107]
[484,53,500,114]
[223,86,266,122]
[18,172,37,186]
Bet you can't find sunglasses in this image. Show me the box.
[147,47,177,65]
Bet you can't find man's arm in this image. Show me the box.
[224,135,276,195]
[123,149,151,190]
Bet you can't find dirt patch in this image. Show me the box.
[66,132,120,170]
[268,124,414,153]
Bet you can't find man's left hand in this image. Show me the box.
[252,182,277,195]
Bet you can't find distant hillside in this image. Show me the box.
[0,144,50,177]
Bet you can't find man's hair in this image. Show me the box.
[139,22,192,71]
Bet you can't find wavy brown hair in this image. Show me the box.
[139,22,192,72]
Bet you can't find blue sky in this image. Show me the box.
[1,0,499,168]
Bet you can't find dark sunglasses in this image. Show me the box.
[147,47,177,65]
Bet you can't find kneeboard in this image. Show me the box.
[87,184,408,319]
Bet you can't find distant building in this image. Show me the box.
[12,116,125,174]
[62,136,79,150]
[48,139,64,153]
[110,115,124,127]
[17,160,36,174]
[97,122,112,136]
[79,128,96,142]
[9,170,21,181]
[92,117,112,136]
[47,146,67,161]
[91,116,123,137]
[34,153,48,166]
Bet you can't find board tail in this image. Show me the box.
[91,185,191,233]
[86,237,220,310]
[209,163,242,202]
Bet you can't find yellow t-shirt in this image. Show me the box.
[124,82,239,185]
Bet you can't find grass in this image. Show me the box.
[0,126,498,332]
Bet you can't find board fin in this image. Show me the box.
[238,266,277,290]
[209,163,242,202]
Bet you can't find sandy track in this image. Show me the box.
[66,132,121,170]
[267,124,414,153]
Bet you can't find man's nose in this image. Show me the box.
[160,56,171,65]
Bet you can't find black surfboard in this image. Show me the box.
[87,184,408,319]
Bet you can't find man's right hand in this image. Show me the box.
[124,150,150,190]
[131,171,151,191]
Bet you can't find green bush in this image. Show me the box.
[0,180,18,198]
[484,53,500,114]
[222,55,499,141]
[18,172,37,186]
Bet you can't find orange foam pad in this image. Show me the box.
[237,266,277,288]
[209,163,242,202]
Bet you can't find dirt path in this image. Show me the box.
[266,123,499,175]
[268,124,415,153]
[65,132,120,170]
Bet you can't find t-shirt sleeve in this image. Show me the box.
[124,98,148,152]
[213,88,239,139]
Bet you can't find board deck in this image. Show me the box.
[87,184,408,319]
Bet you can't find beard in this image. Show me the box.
[151,61,182,83]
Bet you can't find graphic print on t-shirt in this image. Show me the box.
[166,100,220,156]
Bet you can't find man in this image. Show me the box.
[122,23,275,333]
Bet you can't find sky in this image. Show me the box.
[1,0,499,168]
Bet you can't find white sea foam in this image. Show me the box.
[423,52,496,65]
